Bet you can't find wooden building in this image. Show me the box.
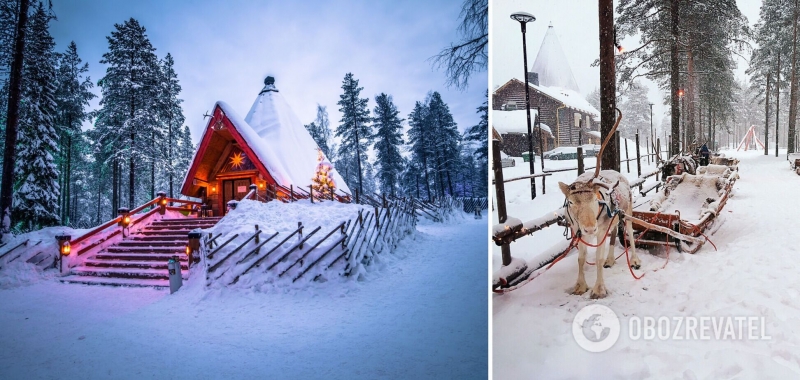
[493,78,599,150]
[181,77,349,216]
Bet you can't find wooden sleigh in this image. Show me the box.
[626,163,738,254]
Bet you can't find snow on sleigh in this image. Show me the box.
[629,163,738,254]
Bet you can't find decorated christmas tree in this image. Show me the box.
[311,148,336,199]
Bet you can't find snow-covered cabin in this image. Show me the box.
[493,24,600,152]
[181,76,349,216]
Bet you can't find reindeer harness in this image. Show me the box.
[563,179,622,238]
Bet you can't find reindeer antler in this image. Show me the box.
[593,107,623,179]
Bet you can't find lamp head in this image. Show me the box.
[510,12,535,23]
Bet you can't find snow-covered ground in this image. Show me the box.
[0,215,487,379]
[493,149,800,378]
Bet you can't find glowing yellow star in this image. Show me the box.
[230,152,245,168]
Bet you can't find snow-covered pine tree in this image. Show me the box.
[425,91,460,197]
[463,90,487,160]
[175,125,194,186]
[618,82,651,139]
[335,73,371,196]
[157,53,185,198]
[54,41,95,225]
[311,148,336,200]
[13,3,60,230]
[98,18,161,208]
[407,100,433,200]
[305,104,333,160]
[371,93,404,197]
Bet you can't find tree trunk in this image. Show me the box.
[777,52,782,157]
[789,0,799,155]
[0,0,30,236]
[686,48,696,149]
[669,0,680,156]
[598,0,619,171]
[764,72,772,156]
[65,135,72,225]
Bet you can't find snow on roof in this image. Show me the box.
[587,130,601,138]
[527,81,600,117]
[492,109,553,137]
[215,78,350,193]
[531,24,581,93]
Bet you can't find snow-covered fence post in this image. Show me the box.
[577,146,585,175]
[249,184,257,200]
[624,132,630,173]
[226,200,238,213]
[157,191,167,215]
[55,234,71,275]
[298,222,304,249]
[635,133,643,191]
[187,231,202,268]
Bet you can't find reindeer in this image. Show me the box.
[557,109,641,299]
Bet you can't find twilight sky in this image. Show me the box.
[491,0,762,132]
[48,0,486,144]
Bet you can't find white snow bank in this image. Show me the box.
[0,226,88,288]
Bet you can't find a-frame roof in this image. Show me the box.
[181,78,350,196]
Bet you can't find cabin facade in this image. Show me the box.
[181,77,349,216]
[493,78,600,151]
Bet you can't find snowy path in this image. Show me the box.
[494,150,800,378]
[0,216,487,379]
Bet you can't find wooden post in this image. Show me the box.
[298,222,304,249]
[577,146,585,175]
[492,140,511,265]
[635,132,642,176]
[657,138,662,162]
[309,185,314,203]
[290,184,294,202]
[645,136,650,165]
[624,133,630,173]
[616,131,622,171]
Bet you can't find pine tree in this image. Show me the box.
[98,18,161,209]
[311,148,336,200]
[54,41,95,225]
[463,90,487,159]
[371,93,404,197]
[13,3,60,230]
[305,104,333,160]
[407,100,433,199]
[157,53,185,198]
[618,82,651,139]
[426,92,460,197]
[335,73,371,196]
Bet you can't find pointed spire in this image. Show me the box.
[531,24,581,93]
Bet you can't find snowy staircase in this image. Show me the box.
[62,217,221,288]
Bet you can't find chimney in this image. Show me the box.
[259,76,279,94]
[527,72,539,86]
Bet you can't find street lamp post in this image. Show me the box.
[511,11,537,200]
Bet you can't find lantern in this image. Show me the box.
[56,235,71,256]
